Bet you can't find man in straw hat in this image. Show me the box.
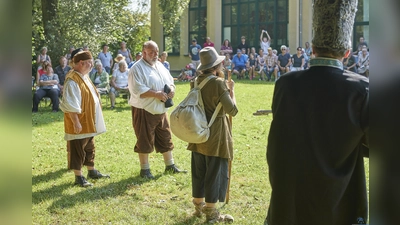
[128,41,186,179]
[188,47,237,223]
[60,48,110,187]
[265,0,369,224]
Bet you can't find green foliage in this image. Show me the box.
[158,0,190,34]
[32,0,150,68]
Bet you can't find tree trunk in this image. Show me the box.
[41,0,58,40]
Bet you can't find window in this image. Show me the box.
[164,20,180,55]
[222,0,289,52]
[353,0,369,50]
[189,0,207,50]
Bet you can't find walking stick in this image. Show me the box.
[226,69,233,204]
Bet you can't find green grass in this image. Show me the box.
[32,79,369,224]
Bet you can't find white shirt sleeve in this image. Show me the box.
[60,79,82,113]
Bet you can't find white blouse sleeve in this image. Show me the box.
[60,79,82,113]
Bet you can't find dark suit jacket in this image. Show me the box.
[266,64,369,225]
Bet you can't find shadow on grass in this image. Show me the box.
[171,216,201,225]
[45,174,162,212]
[32,168,69,186]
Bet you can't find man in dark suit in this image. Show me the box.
[265,0,369,224]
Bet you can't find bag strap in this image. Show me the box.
[208,102,222,128]
[194,75,215,89]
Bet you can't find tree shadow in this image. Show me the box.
[32,168,69,186]
[46,174,162,212]
[171,216,203,225]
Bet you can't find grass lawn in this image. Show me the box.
[32,79,369,224]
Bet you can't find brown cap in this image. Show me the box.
[312,0,357,52]
[72,51,93,64]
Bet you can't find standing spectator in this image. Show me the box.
[128,52,143,68]
[32,63,60,113]
[188,47,238,223]
[304,41,312,58]
[265,47,279,81]
[203,37,215,48]
[160,51,170,71]
[54,56,71,94]
[357,47,369,77]
[189,39,202,70]
[220,39,233,56]
[231,49,247,79]
[60,49,110,187]
[265,0,369,224]
[260,30,271,55]
[117,41,133,65]
[110,61,129,109]
[291,47,305,71]
[128,40,186,179]
[343,48,357,73]
[257,49,266,80]
[237,36,249,55]
[36,47,51,66]
[89,61,110,94]
[301,48,309,69]
[277,45,291,75]
[248,53,257,80]
[112,54,126,73]
[65,46,75,61]
[82,45,90,52]
[98,44,113,74]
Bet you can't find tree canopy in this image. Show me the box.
[32,0,151,68]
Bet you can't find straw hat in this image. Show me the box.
[197,47,225,71]
[114,54,125,62]
[312,0,357,52]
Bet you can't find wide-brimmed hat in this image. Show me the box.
[114,54,125,62]
[197,47,225,71]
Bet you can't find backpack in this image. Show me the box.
[170,75,222,143]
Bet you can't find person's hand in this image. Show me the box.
[73,121,82,134]
[167,90,175,99]
[226,79,235,90]
[155,91,168,102]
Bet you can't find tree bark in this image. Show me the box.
[41,0,58,39]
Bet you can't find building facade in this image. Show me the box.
[151,0,369,72]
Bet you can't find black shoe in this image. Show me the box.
[110,106,115,110]
[165,164,187,174]
[87,169,110,179]
[140,169,154,179]
[74,176,93,187]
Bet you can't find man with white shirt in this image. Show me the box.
[60,48,110,187]
[128,41,186,179]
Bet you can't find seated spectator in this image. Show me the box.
[257,49,266,80]
[177,64,196,81]
[90,59,103,76]
[265,47,279,81]
[90,61,110,94]
[357,47,369,77]
[32,63,60,113]
[277,45,291,75]
[54,56,71,94]
[248,53,257,80]
[36,46,51,66]
[65,46,75,60]
[128,52,142,68]
[160,51,170,70]
[109,60,129,109]
[36,61,50,86]
[291,47,305,71]
[220,39,233,56]
[203,37,215,48]
[113,54,125,73]
[231,49,247,80]
[250,47,259,59]
[343,48,357,73]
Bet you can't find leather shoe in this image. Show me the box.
[140,169,154,179]
[74,176,92,187]
[87,169,110,179]
[165,164,187,174]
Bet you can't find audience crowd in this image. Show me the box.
[32,35,369,112]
